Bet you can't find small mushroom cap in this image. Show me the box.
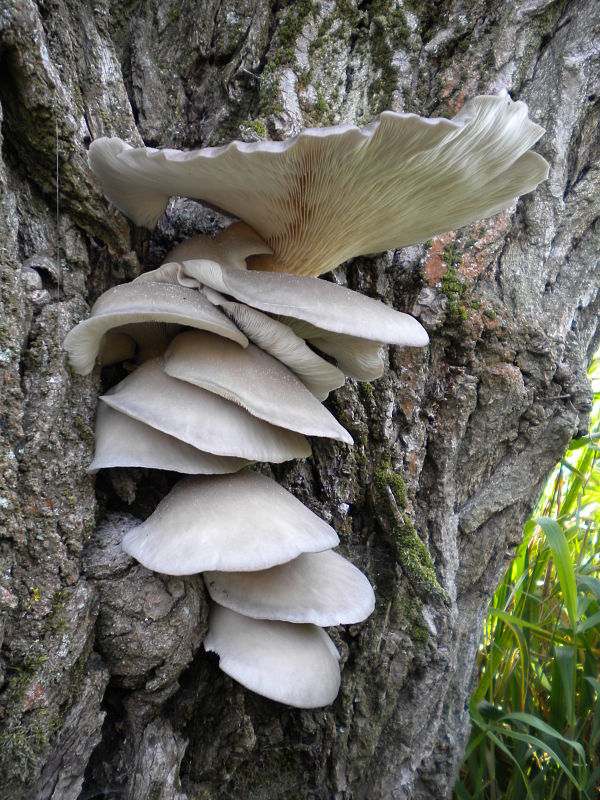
[122,472,340,574]
[63,280,247,375]
[88,93,548,276]
[101,358,311,463]
[97,330,136,367]
[164,330,352,443]
[204,549,375,626]
[166,222,272,271]
[284,319,385,381]
[204,604,341,708]
[89,402,250,474]
[182,260,429,347]
[203,288,345,400]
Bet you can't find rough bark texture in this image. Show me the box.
[0,1,598,798]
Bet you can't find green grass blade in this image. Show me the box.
[534,517,578,631]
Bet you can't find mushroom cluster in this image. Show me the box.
[65,93,548,707]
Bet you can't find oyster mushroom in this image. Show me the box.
[201,287,345,400]
[89,403,250,474]
[88,93,549,277]
[100,358,311,463]
[122,472,339,574]
[204,549,375,626]
[204,604,341,708]
[63,279,247,375]
[164,330,352,442]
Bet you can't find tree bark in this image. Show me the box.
[0,1,598,798]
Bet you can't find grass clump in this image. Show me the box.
[456,358,600,799]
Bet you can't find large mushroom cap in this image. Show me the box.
[202,288,345,400]
[89,402,250,474]
[122,471,339,574]
[204,549,375,626]
[164,330,352,443]
[63,280,247,375]
[88,93,548,276]
[204,604,341,708]
[100,358,311,463]
[181,260,429,347]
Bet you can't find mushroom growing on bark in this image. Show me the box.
[67,94,549,707]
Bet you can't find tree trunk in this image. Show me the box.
[0,1,598,798]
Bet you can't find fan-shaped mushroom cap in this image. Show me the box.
[284,319,385,381]
[182,260,429,348]
[122,472,339,574]
[89,403,250,474]
[202,288,345,400]
[166,222,272,271]
[101,359,311,463]
[63,280,247,375]
[204,604,341,708]
[164,330,352,443]
[204,549,375,626]
[88,93,548,277]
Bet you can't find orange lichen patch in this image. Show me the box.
[460,213,512,281]
[23,681,47,712]
[424,234,454,286]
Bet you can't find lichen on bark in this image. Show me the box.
[0,1,599,798]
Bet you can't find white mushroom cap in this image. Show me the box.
[284,319,385,381]
[182,260,429,348]
[204,549,375,626]
[89,402,250,474]
[63,280,247,375]
[88,93,548,276]
[164,330,352,443]
[100,358,311,463]
[204,604,341,708]
[122,472,339,574]
[166,222,272,271]
[202,288,345,400]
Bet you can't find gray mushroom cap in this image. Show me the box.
[204,604,341,708]
[166,222,272,271]
[202,288,345,400]
[63,280,247,375]
[204,549,375,626]
[88,93,548,277]
[100,358,311,463]
[89,402,250,474]
[122,472,340,574]
[164,330,352,443]
[283,318,386,381]
[181,260,429,347]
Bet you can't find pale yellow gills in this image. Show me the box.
[100,358,311,463]
[63,280,247,375]
[164,330,352,443]
[204,604,341,708]
[88,93,549,276]
[181,260,429,347]
[202,287,345,400]
[89,403,251,474]
[165,222,272,270]
[121,472,339,574]
[204,549,375,626]
[284,318,385,381]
